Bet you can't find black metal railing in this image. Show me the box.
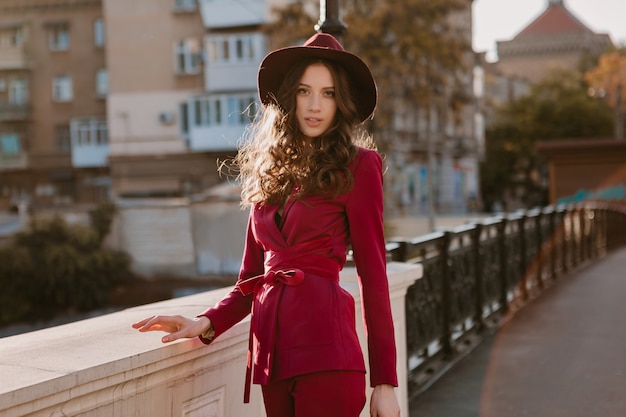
[388,203,626,394]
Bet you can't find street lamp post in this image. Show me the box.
[315,0,347,38]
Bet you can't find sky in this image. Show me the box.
[473,0,626,62]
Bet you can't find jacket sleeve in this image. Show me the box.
[197,208,265,344]
[346,148,398,387]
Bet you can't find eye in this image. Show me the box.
[323,90,336,98]
[297,87,310,95]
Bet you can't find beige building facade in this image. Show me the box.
[0,0,107,210]
[105,0,224,198]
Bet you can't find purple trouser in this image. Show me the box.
[261,370,366,417]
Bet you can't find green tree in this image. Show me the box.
[480,69,614,211]
[585,47,626,137]
[0,210,135,326]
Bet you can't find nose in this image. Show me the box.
[308,93,321,111]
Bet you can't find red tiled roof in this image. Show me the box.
[515,2,593,38]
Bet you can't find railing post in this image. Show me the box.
[588,207,597,260]
[577,205,584,265]
[391,240,408,262]
[535,212,544,290]
[497,217,509,313]
[472,223,485,332]
[562,208,569,274]
[549,208,557,281]
[574,205,580,267]
[440,231,453,359]
[519,213,529,301]
[606,207,615,250]
[604,207,610,252]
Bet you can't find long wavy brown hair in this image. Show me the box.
[230,59,376,207]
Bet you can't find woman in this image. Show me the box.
[132,33,400,417]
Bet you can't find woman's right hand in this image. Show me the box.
[132,315,212,343]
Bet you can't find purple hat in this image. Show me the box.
[257,33,377,122]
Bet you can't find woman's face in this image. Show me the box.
[295,63,337,139]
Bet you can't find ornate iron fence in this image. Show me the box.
[388,203,626,394]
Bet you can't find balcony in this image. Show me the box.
[70,118,109,168]
[198,0,266,29]
[203,33,264,93]
[185,93,257,152]
[0,45,30,70]
[0,152,27,170]
[187,124,245,151]
[0,102,30,121]
[205,62,258,92]
[0,264,421,417]
[71,141,109,168]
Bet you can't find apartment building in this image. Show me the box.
[105,0,212,198]
[384,3,483,215]
[0,0,107,210]
[105,0,294,198]
[496,0,613,83]
[1,0,482,216]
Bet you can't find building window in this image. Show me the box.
[70,119,108,146]
[48,24,69,51]
[227,97,238,126]
[56,125,71,152]
[0,133,20,156]
[192,94,256,127]
[174,0,196,11]
[9,78,28,105]
[0,27,23,47]
[240,97,256,123]
[96,69,108,97]
[215,100,222,124]
[94,18,105,47]
[174,39,201,74]
[205,34,261,64]
[180,102,189,134]
[207,40,218,62]
[52,75,72,102]
[194,99,207,126]
[473,66,484,99]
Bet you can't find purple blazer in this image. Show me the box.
[198,147,398,401]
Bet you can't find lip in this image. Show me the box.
[304,117,322,127]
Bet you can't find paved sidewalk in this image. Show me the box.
[409,247,626,417]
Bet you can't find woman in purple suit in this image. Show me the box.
[133,33,400,417]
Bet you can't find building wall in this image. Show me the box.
[497,31,613,84]
[0,0,106,208]
[385,2,481,215]
[537,139,626,204]
[104,0,212,197]
[104,0,204,94]
[497,41,599,83]
[107,90,191,155]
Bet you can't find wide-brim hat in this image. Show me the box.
[258,33,377,123]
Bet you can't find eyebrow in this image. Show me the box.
[298,83,335,90]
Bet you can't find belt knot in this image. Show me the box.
[236,268,305,296]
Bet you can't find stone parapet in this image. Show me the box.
[0,262,421,417]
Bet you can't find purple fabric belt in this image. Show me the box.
[236,268,305,403]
